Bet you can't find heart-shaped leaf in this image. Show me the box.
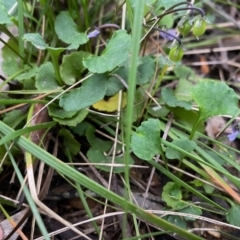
[83,30,132,73]
[191,80,239,122]
[59,74,108,111]
[55,11,88,49]
[131,118,162,160]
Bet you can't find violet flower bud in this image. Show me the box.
[87,29,100,38]
[160,29,177,41]
[227,130,239,142]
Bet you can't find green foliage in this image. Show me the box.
[83,30,132,73]
[48,104,88,126]
[164,215,187,229]
[180,205,202,221]
[191,80,239,122]
[87,148,133,173]
[106,55,155,95]
[60,51,91,85]
[23,33,49,49]
[35,62,59,90]
[86,125,111,151]
[59,128,81,156]
[2,0,240,238]
[2,110,25,128]
[166,139,196,160]
[59,74,108,111]
[161,87,192,110]
[162,182,182,208]
[157,0,183,9]
[16,65,38,81]
[0,2,12,24]
[131,118,162,161]
[55,11,88,48]
[226,204,240,227]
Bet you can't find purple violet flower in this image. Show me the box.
[87,29,100,38]
[160,29,177,41]
[227,130,239,142]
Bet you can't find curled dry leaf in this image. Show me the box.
[30,103,49,145]
[0,224,3,240]
[205,116,232,139]
[1,208,28,240]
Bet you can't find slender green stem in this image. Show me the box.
[17,0,25,66]
[124,0,144,196]
[124,1,145,238]
[189,113,202,140]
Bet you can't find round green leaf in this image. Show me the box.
[59,74,108,111]
[191,80,239,121]
[55,11,88,49]
[83,30,132,73]
[60,51,91,85]
[131,118,162,160]
[162,182,182,208]
[35,62,59,90]
[226,204,240,227]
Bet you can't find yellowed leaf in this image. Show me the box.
[92,92,127,112]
